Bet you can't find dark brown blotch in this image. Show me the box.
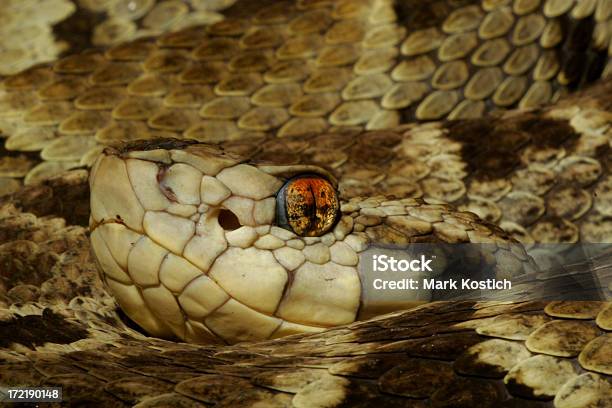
[446,116,580,181]
[0,309,88,348]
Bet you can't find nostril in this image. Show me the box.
[218,209,241,230]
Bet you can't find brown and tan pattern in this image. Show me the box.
[0,0,609,244]
[0,0,240,76]
[0,0,611,406]
[0,203,609,406]
[74,88,610,248]
[0,0,610,182]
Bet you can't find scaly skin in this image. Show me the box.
[0,0,611,406]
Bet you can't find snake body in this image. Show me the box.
[1,0,612,406]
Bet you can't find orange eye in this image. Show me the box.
[276,175,339,237]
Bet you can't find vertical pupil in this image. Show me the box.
[284,176,338,236]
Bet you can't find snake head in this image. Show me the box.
[89,139,534,344]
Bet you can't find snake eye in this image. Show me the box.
[276,174,339,237]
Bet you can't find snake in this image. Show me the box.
[0,0,611,406]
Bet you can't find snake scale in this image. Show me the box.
[0,0,611,406]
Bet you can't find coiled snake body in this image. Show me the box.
[0,0,611,406]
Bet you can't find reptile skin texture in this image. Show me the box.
[0,0,611,407]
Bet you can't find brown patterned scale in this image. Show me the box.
[0,0,610,406]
